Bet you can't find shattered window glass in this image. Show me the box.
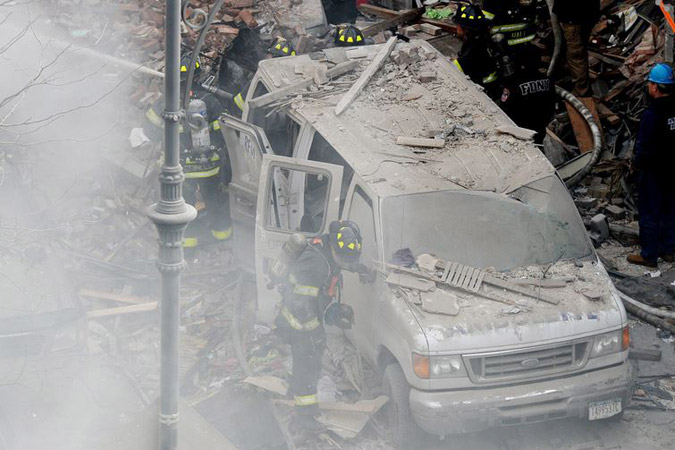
[382,176,592,271]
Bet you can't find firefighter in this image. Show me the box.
[481,0,543,50]
[143,53,232,250]
[453,3,501,99]
[219,36,297,117]
[498,46,555,144]
[627,63,675,268]
[322,0,359,25]
[273,220,368,434]
[553,0,600,97]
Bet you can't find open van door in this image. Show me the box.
[255,154,343,325]
[219,114,274,268]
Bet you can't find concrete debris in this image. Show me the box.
[395,136,445,148]
[495,125,536,141]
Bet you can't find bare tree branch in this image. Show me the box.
[0,44,70,110]
[0,16,37,55]
[0,119,119,146]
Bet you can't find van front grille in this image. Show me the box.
[465,341,589,383]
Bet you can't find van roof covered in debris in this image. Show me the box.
[255,40,555,197]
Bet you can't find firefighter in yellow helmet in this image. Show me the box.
[144,53,233,251]
[453,3,500,99]
[273,220,372,434]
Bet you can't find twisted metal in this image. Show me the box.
[180,0,228,109]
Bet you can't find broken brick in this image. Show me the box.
[237,9,258,28]
[226,0,255,7]
[420,23,442,36]
[419,71,436,82]
[604,204,626,220]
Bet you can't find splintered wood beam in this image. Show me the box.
[335,36,398,116]
[249,60,359,109]
[361,8,423,37]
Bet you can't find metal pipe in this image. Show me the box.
[546,0,562,77]
[556,86,603,187]
[182,0,228,109]
[147,1,197,450]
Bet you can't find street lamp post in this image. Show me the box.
[147,1,196,449]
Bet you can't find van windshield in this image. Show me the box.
[382,176,592,271]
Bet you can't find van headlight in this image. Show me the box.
[590,327,629,358]
[413,354,465,379]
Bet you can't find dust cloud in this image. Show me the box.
[1,2,155,450]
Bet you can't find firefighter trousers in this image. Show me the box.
[183,175,232,245]
[288,326,326,415]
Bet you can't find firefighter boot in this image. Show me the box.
[291,407,326,435]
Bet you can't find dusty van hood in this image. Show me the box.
[403,261,626,354]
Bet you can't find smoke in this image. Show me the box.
[0,2,155,450]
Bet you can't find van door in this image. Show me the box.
[255,154,343,324]
[341,182,381,362]
[219,114,274,268]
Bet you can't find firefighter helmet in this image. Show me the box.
[268,37,296,57]
[328,220,362,263]
[335,25,365,47]
[454,3,488,31]
[324,302,354,329]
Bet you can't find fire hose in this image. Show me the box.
[555,86,604,187]
[546,0,562,77]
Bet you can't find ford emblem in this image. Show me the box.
[521,358,540,368]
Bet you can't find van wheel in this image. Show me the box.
[382,363,420,448]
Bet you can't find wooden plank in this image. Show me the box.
[358,4,400,18]
[386,272,435,291]
[249,60,359,109]
[243,375,288,396]
[78,288,151,304]
[396,136,445,148]
[512,278,572,288]
[361,8,422,37]
[420,23,442,36]
[483,275,560,305]
[335,36,398,116]
[419,17,458,35]
[379,262,515,306]
[87,302,157,318]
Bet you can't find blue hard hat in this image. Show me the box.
[647,63,675,85]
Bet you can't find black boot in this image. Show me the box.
[291,408,326,434]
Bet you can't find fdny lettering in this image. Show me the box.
[669,117,675,131]
[518,79,550,96]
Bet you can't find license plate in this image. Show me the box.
[588,398,622,420]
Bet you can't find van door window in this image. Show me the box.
[307,132,354,215]
[249,108,300,157]
[347,186,377,265]
[251,80,269,98]
[265,166,331,233]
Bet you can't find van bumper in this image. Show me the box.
[409,361,634,436]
